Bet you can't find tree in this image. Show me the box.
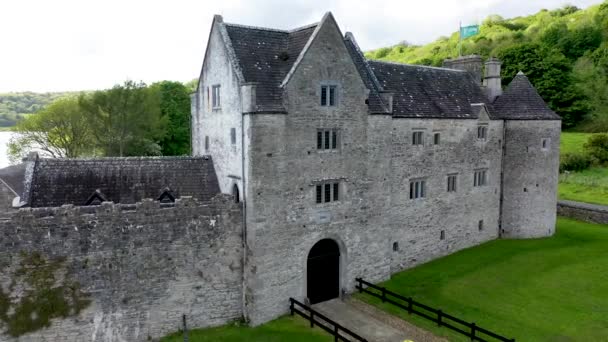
[8,97,94,162]
[152,81,191,156]
[573,55,608,132]
[80,81,166,157]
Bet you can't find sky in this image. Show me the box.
[0,0,601,93]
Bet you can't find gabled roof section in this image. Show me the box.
[0,163,26,196]
[343,33,390,114]
[25,156,220,207]
[493,72,561,120]
[369,60,494,119]
[223,19,318,112]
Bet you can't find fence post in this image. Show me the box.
[182,314,189,342]
[290,299,294,316]
[407,297,412,314]
[470,323,476,341]
[334,325,339,342]
[381,287,386,303]
[357,278,362,293]
[310,311,314,328]
[437,310,442,327]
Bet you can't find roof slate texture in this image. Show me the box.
[493,72,561,120]
[0,163,26,195]
[369,61,493,119]
[224,23,317,113]
[25,156,220,207]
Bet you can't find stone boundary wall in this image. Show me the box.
[557,200,608,224]
[0,195,243,341]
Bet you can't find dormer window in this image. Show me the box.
[321,85,337,106]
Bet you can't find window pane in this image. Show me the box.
[316,185,322,203]
[332,131,337,149]
[317,131,323,149]
[434,133,440,145]
[329,86,336,106]
[217,87,220,106]
[325,183,331,202]
[321,86,327,106]
[474,172,478,187]
[421,181,425,197]
[325,131,330,149]
[410,182,414,199]
[333,183,339,201]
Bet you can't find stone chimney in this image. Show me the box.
[483,57,502,103]
[443,55,483,84]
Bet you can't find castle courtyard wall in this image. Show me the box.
[0,196,242,341]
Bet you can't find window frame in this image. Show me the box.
[315,181,341,204]
[409,179,426,200]
[316,128,340,151]
[230,128,236,146]
[433,132,441,145]
[212,84,221,109]
[320,84,338,107]
[477,125,488,141]
[541,138,550,150]
[473,169,488,187]
[412,131,424,146]
[447,174,457,192]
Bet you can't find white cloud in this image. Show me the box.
[0,0,600,92]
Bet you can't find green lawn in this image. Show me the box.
[559,167,608,206]
[560,132,592,155]
[357,218,608,342]
[161,316,332,342]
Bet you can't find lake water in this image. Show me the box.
[0,131,13,168]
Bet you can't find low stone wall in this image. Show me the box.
[0,195,243,341]
[557,200,608,224]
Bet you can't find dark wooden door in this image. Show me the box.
[307,239,340,304]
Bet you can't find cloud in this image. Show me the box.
[0,0,600,92]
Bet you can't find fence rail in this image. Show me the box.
[289,298,368,342]
[355,278,515,342]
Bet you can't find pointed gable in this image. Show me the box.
[493,72,561,120]
[222,21,317,112]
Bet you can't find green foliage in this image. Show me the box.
[357,218,608,341]
[8,97,95,161]
[559,167,608,205]
[0,252,91,337]
[0,92,76,126]
[365,2,608,129]
[152,81,191,156]
[584,133,608,163]
[559,153,593,172]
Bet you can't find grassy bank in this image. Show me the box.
[161,316,332,342]
[357,218,608,341]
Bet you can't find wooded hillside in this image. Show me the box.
[366,2,608,130]
[0,92,75,127]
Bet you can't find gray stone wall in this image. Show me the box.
[388,117,503,271]
[194,20,244,195]
[557,200,608,224]
[0,195,242,341]
[243,17,393,325]
[501,120,561,238]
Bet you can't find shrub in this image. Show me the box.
[584,133,608,163]
[560,153,593,172]
[374,47,391,59]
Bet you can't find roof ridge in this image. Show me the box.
[223,21,318,34]
[369,60,467,72]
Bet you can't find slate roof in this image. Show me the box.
[224,23,317,113]
[0,163,26,195]
[24,156,220,207]
[493,72,561,120]
[368,61,494,119]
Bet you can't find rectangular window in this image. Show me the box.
[206,87,210,110]
[477,125,487,140]
[542,138,550,150]
[474,169,488,187]
[316,181,340,204]
[230,128,236,145]
[321,85,337,106]
[205,136,209,151]
[412,131,424,145]
[317,129,340,150]
[447,174,457,192]
[434,132,440,145]
[212,85,221,108]
[409,179,426,199]
[478,220,484,231]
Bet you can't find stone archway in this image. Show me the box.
[307,239,340,304]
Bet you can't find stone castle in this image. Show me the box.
[0,12,560,341]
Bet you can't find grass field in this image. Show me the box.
[160,316,332,342]
[558,132,608,205]
[357,218,608,341]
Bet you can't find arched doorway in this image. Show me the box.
[307,239,340,304]
[232,184,239,203]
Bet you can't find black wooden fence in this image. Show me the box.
[355,278,515,342]
[289,298,368,342]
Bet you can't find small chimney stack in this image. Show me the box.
[483,57,502,103]
[443,55,483,84]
